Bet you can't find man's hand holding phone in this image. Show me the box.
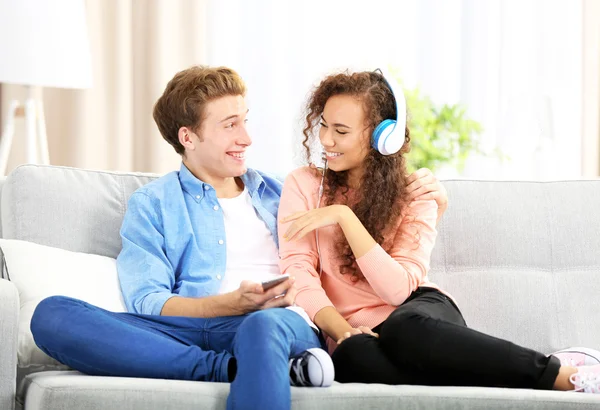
[232,275,296,315]
[260,274,290,291]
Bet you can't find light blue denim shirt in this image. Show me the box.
[117,163,283,315]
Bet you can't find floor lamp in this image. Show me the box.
[0,0,92,176]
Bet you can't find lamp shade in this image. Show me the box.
[0,0,92,89]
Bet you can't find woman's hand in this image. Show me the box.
[336,326,379,345]
[406,168,448,222]
[281,205,350,241]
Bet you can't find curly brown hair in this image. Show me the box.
[302,70,411,281]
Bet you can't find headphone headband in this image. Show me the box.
[371,68,407,156]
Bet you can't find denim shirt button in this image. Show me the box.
[218,239,224,245]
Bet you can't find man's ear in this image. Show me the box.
[178,126,198,152]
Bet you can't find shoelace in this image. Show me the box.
[571,370,600,393]
[289,356,309,386]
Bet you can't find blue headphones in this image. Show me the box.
[371,68,407,156]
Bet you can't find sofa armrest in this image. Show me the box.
[0,279,18,410]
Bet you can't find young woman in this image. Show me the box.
[278,70,600,393]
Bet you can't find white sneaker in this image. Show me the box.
[289,348,334,387]
[551,347,600,367]
[571,364,600,393]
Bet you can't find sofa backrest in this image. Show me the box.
[430,179,600,355]
[0,165,157,258]
[2,165,600,355]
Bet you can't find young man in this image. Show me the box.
[31,66,333,410]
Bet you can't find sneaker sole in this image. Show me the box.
[306,348,334,387]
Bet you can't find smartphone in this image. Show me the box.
[261,274,290,291]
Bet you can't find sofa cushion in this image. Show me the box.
[0,239,126,371]
[0,165,157,258]
[428,180,600,355]
[18,371,600,410]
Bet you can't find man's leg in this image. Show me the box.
[31,296,238,382]
[225,308,324,410]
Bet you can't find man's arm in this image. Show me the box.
[161,293,239,317]
[161,280,297,317]
[117,192,179,315]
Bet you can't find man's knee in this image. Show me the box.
[234,308,304,350]
[31,296,79,347]
[240,308,289,334]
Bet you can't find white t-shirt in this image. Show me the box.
[217,188,317,330]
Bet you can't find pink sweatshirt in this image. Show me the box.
[278,167,451,350]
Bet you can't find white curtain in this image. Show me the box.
[1,0,589,179]
[582,0,600,177]
[206,0,585,180]
[1,0,207,174]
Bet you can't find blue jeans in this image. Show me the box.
[30,296,322,410]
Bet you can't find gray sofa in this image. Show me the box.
[1,164,600,410]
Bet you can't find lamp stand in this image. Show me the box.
[0,85,50,175]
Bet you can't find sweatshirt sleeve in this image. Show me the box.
[356,199,438,306]
[278,171,335,321]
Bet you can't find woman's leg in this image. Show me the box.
[378,288,561,390]
[331,331,413,384]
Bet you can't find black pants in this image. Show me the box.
[331,287,560,390]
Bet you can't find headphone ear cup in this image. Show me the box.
[372,119,396,153]
[372,68,407,156]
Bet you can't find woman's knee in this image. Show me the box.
[332,335,372,367]
[379,309,433,354]
[332,334,378,382]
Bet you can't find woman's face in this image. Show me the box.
[319,94,372,176]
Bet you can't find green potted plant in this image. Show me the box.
[392,73,501,174]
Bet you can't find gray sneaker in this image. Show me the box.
[289,348,334,387]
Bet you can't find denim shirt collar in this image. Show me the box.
[178,162,265,203]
